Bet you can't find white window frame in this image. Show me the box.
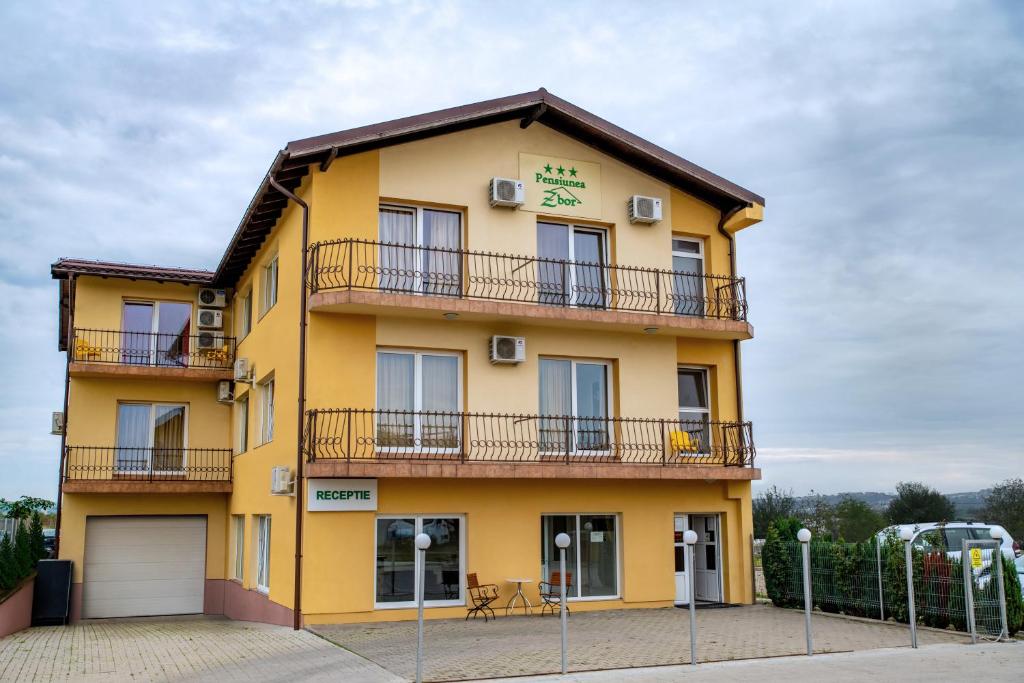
[121,299,194,366]
[677,365,712,454]
[541,513,621,601]
[239,288,253,338]
[260,255,278,315]
[115,401,189,474]
[237,393,249,454]
[255,515,271,594]
[378,203,464,295]
[538,357,614,456]
[537,221,611,308]
[258,376,275,445]
[373,514,466,609]
[375,349,463,455]
[671,237,706,316]
[232,515,245,581]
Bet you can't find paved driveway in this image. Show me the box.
[0,616,400,683]
[312,604,970,681]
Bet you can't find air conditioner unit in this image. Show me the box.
[198,287,227,308]
[270,466,293,495]
[217,380,234,404]
[197,308,223,330]
[196,331,224,350]
[489,335,526,364]
[489,177,525,208]
[51,411,65,435]
[627,195,663,224]
[234,358,251,382]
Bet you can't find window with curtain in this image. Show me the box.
[677,367,711,453]
[539,358,610,453]
[237,394,249,454]
[259,378,274,444]
[671,238,705,316]
[378,205,462,296]
[232,515,245,581]
[375,515,463,607]
[376,350,460,450]
[261,256,278,314]
[255,515,271,593]
[116,402,186,473]
[541,514,618,599]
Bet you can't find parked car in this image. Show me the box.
[976,554,1024,598]
[877,522,1019,568]
[42,528,56,557]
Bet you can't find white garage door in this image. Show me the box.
[84,516,206,619]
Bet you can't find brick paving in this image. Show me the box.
[0,616,401,682]
[311,604,970,681]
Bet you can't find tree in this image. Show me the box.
[885,481,955,524]
[981,478,1024,542]
[29,512,46,563]
[753,485,797,538]
[0,534,15,591]
[0,496,54,520]
[13,522,32,577]
[835,497,886,542]
[801,492,839,540]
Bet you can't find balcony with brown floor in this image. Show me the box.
[62,446,233,493]
[69,329,236,381]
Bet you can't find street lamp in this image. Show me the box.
[898,527,917,648]
[797,528,812,656]
[415,532,431,683]
[555,532,571,674]
[988,527,1009,639]
[683,529,698,665]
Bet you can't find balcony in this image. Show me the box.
[306,240,752,339]
[304,409,757,480]
[70,328,236,381]
[62,446,233,493]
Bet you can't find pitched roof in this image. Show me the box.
[212,88,763,286]
[51,257,214,285]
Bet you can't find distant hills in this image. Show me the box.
[796,490,991,519]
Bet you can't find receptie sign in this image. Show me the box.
[307,478,378,512]
[519,153,601,219]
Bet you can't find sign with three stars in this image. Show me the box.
[518,153,601,219]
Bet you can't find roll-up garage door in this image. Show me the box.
[83,516,206,618]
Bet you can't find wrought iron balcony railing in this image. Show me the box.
[307,239,748,321]
[305,409,755,467]
[63,446,233,482]
[72,328,237,370]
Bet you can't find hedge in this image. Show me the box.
[0,512,47,597]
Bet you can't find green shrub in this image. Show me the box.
[29,512,45,563]
[762,517,803,607]
[13,522,32,577]
[0,534,16,591]
[1000,554,1023,636]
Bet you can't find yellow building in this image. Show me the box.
[51,89,764,626]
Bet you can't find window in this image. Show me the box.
[538,358,611,453]
[116,402,187,473]
[671,237,705,316]
[375,515,464,607]
[121,300,192,366]
[677,367,711,453]
[537,222,608,308]
[239,289,253,338]
[232,515,245,581]
[376,350,461,451]
[541,514,619,599]
[943,528,973,552]
[261,256,278,315]
[379,205,462,296]
[258,377,274,445]
[237,394,249,454]
[255,515,271,593]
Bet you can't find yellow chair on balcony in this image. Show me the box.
[669,430,698,453]
[74,338,103,361]
[202,344,231,366]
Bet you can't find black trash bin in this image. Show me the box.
[32,559,72,626]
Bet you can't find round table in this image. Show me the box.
[504,578,533,616]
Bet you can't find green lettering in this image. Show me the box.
[535,172,543,182]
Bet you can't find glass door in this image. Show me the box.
[120,301,191,366]
[671,238,705,316]
[677,367,711,454]
[536,222,608,308]
[121,302,154,365]
[379,206,462,296]
[539,358,611,454]
[572,230,607,308]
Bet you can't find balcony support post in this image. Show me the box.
[345,408,352,464]
[564,416,571,465]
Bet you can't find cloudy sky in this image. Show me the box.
[1,1,1021,500]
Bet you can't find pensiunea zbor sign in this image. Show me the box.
[307,478,378,511]
[519,153,601,219]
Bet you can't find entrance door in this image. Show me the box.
[673,514,722,605]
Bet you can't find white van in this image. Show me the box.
[877,522,1019,565]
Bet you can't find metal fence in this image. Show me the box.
[305,409,755,467]
[63,446,234,482]
[0,518,21,541]
[72,328,236,369]
[307,239,749,321]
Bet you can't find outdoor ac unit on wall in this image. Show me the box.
[489,335,526,364]
[217,380,234,404]
[627,195,663,224]
[489,177,525,208]
[198,287,227,308]
[234,358,251,383]
[197,308,223,330]
[270,466,294,495]
[196,331,224,350]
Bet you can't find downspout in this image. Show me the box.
[53,274,76,557]
[717,205,746,425]
[268,168,309,631]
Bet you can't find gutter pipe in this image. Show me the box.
[54,274,76,557]
[268,166,309,631]
[717,205,746,424]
